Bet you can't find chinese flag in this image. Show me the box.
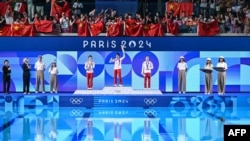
[89,21,104,36]
[50,0,63,16]
[107,23,122,36]
[125,19,142,36]
[166,2,181,16]
[198,21,220,36]
[166,2,193,16]
[34,19,53,33]
[77,20,90,36]
[0,25,12,36]
[167,21,179,35]
[50,0,70,17]
[180,3,193,17]
[0,2,11,16]
[142,23,163,36]
[11,24,34,36]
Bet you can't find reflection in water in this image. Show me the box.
[114,122,122,141]
[49,118,58,141]
[35,118,44,141]
[0,108,246,141]
[86,119,93,141]
[142,120,152,141]
[177,118,187,141]
[23,118,30,141]
[3,117,11,141]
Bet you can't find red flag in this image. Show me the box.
[125,19,142,36]
[166,2,193,16]
[89,21,104,36]
[142,23,163,36]
[51,0,70,17]
[167,19,179,35]
[166,2,181,16]
[180,3,193,16]
[107,23,122,36]
[198,20,220,36]
[63,1,71,17]
[77,20,90,36]
[0,25,12,36]
[11,24,34,36]
[51,0,63,16]
[0,2,11,16]
[34,19,53,33]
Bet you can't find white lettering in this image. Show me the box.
[83,40,88,48]
[241,129,247,136]
[146,40,152,48]
[228,129,235,136]
[228,129,247,136]
[138,40,143,48]
[111,40,116,48]
[99,40,104,48]
[90,40,96,48]
[121,40,126,48]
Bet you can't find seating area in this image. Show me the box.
[0,0,250,36]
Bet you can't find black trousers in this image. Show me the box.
[23,75,30,93]
[3,76,10,93]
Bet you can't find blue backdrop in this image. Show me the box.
[0,51,250,92]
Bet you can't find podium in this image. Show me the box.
[200,68,213,73]
[213,67,225,72]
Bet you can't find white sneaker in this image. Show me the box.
[35,91,38,93]
[42,91,45,93]
[55,91,57,93]
[114,84,117,87]
[182,92,186,94]
[119,84,123,87]
[179,91,181,93]
[50,91,53,93]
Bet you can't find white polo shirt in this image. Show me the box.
[85,61,95,73]
[141,61,153,74]
[35,61,45,71]
[177,62,188,70]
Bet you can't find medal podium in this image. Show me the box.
[74,87,162,95]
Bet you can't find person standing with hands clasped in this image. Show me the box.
[34,55,46,93]
[85,55,95,90]
[2,60,11,94]
[204,58,213,94]
[22,58,31,94]
[141,56,154,89]
[49,61,59,93]
[177,56,188,94]
[216,56,227,95]
[109,45,125,87]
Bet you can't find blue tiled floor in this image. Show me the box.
[0,93,249,141]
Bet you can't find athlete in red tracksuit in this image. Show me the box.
[84,55,95,90]
[110,45,125,87]
[141,56,154,89]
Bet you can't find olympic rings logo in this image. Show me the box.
[144,109,157,116]
[69,109,83,117]
[144,98,157,105]
[69,98,83,104]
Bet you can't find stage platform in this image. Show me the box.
[0,91,249,109]
[74,87,162,95]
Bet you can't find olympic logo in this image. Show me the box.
[69,98,83,104]
[144,109,157,117]
[144,98,157,105]
[69,109,83,117]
